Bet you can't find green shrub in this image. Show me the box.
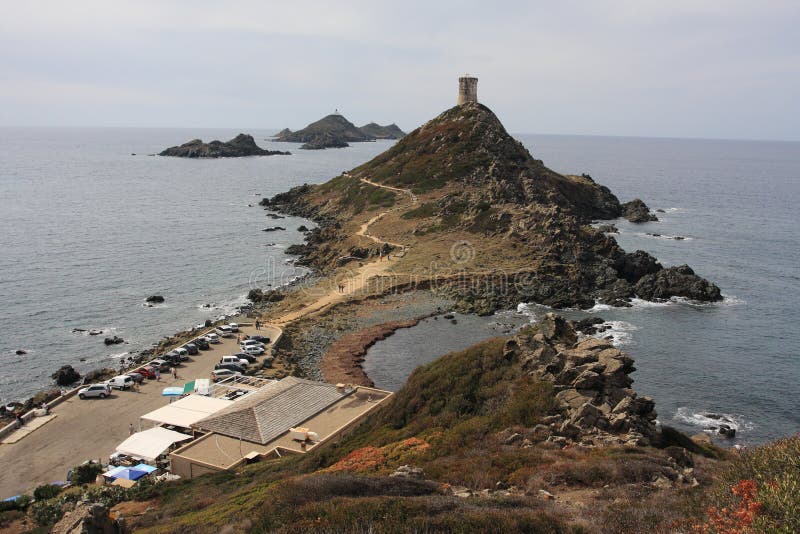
[0,509,23,528]
[69,462,103,484]
[33,483,62,501]
[30,499,63,527]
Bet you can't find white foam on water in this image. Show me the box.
[593,320,637,346]
[635,232,694,241]
[587,302,614,312]
[674,407,756,433]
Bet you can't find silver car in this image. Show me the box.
[78,384,111,399]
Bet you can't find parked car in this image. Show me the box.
[78,384,111,399]
[135,367,156,379]
[249,335,271,344]
[183,343,198,355]
[240,339,264,349]
[211,369,241,382]
[193,337,210,350]
[234,352,257,363]
[126,372,145,384]
[215,362,245,374]
[148,359,170,372]
[228,322,239,332]
[106,375,134,390]
[163,353,182,366]
[174,347,189,360]
[220,355,249,368]
[216,325,234,338]
[206,333,221,344]
[242,344,265,356]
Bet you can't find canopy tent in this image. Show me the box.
[133,463,157,474]
[140,394,231,428]
[162,387,184,397]
[182,380,196,395]
[102,466,126,479]
[115,426,193,462]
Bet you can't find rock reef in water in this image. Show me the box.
[301,133,350,150]
[159,134,291,158]
[622,198,658,223]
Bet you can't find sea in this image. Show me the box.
[1,128,798,446]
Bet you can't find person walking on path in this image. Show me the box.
[155,368,160,381]
[255,320,260,330]
[129,423,135,436]
[172,367,178,380]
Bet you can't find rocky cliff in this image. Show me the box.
[159,134,290,158]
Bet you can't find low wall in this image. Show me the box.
[0,387,81,442]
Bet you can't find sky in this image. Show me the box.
[1,0,798,140]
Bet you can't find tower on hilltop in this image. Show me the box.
[457,75,478,105]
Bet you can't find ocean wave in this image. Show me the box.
[591,320,637,346]
[71,327,116,336]
[674,407,756,433]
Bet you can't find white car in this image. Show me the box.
[105,375,134,390]
[211,369,241,382]
[242,344,264,356]
[206,333,220,344]
[228,322,239,332]
[78,384,111,399]
[216,325,234,338]
[240,339,264,349]
[220,355,249,368]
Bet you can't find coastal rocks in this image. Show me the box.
[518,314,658,446]
[104,336,124,345]
[159,134,291,158]
[621,199,658,223]
[262,226,286,232]
[51,501,118,534]
[616,250,663,282]
[145,295,165,303]
[634,265,723,302]
[52,365,81,386]
[15,349,27,355]
[301,133,350,150]
[597,224,618,234]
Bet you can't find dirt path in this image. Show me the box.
[273,178,416,326]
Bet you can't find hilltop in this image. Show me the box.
[159,134,290,158]
[264,102,721,311]
[358,122,406,139]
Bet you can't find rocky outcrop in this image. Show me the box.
[276,114,373,144]
[104,336,124,345]
[513,313,659,446]
[145,295,164,303]
[634,265,723,302]
[159,134,291,158]
[52,365,81,386]
[51,501,120,534]
[622,199,658,223]
[358,123,406,139]
[301,133,349,150]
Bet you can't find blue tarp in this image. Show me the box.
[161,387,184,396]
[102,466,126,479]
[2,495,21,502]
[132,463,157,474]
[115,468,148,481]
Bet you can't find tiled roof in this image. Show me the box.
[193,377,347,444]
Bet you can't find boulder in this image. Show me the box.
[51,365,81,386]
[51,501,117,534]
[15,349,26,355]
[621,199,658,223]
[145,295,165,303]
[103,336,124,345]
[634,265,723,302]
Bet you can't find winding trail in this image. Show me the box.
[271,176,416,326]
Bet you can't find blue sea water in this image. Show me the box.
[1,127,798,446]
[364,134,800,445]
[0,127,392,403]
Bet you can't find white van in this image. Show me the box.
[220,355,249,368]
[228,322,239,332]
[106,375,134,390]
[216,325,234,338]
[206,333,220,344]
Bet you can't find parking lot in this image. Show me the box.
[0,323,279,497]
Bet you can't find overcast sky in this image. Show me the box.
[1,1,798,140]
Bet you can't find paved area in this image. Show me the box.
[1,415,57,444]
[0,326,272,498]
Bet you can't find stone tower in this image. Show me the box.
[457,75,478,105]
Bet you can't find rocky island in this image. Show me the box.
[159,133,291,158]
[275,113,405,149]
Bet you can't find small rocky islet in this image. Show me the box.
[159,133,290,158]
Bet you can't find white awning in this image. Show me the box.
[115,426,193,462]
[140,394,232,428]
